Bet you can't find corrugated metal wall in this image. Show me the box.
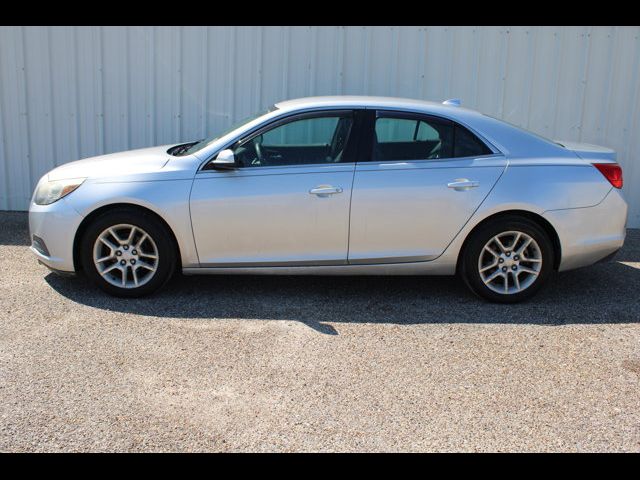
[1,26,639,225]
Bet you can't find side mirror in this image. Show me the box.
[210,149,236,169]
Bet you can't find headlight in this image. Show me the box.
[34,178,86,205]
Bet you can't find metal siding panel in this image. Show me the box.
[0,41,6,210]
[49,27,80,165]
[553,27,590,141]
[206,26,233,136]
[75,26,104,158]
[423,26,451,103]
[580,26,616,146]
[449,26,479,110]
[181,26,208,141]
[259,26,285,108]
[526,26,563,140]
[154,26,180,145]
[127,26,155,149]
[394,27,421,99]
[0,26,31,209]
[308,26,317,96]
[0,120,5,209]
[254,26,264,110]
[0,30,10,209]
[622,28,640,227]
[335,26,346,94]
[603,28,636,151]
[416,27,428,99]
[1,26,640,226]
[474,27,507,117]
[342,27,366,94]
[101,26,129,153]
[233,26,260,121]
[314,26,340,96]
[286,26,312,100]
[368,26,393,96]
[226,26,237,123]
[22,27,56,186]
[502,26,535,128]
[604,27,640,225]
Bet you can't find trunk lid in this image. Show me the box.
[554,140,617,162]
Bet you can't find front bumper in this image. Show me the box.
[28,197,84,273]
[543,188,628,272]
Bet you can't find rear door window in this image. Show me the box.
[454,124,493,157]
[372,112,493,161]
[373,115,454,161]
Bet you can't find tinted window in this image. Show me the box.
[373,116,453,161]
[375,118,418,142]
[417,121,441,141]
[454,125,493,157]
[233,114,353,167]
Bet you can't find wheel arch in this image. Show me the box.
[457,209,562,271]
[73,203,182,273]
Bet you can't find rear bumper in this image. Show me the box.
[595,247,622,264]
[28,197,84,273]
[543,188,627,272]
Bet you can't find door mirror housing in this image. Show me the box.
[210,149,236,169]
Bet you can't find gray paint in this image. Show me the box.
[28,96,627,282]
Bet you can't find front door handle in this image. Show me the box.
[447,179,480,191]
[309,185,343,196]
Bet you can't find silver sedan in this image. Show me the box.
[29,96,628,302]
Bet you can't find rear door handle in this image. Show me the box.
[447,179,480,191]
[309,185,343,196]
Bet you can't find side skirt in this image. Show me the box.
[182,261,456,276]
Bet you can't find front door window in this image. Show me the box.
[232,113,354,168]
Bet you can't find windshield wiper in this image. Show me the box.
[168,141,202,156]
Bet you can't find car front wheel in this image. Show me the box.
[460,216,554,303]
[80,208,177,297]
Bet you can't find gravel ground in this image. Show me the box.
[1,210,639,452]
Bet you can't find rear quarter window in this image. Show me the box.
[454,125,493,157]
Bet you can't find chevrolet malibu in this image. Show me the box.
[29,96,628,302]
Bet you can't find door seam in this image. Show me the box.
[346,162,357,263]
[187,174,202,266]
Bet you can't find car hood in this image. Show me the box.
[555,140,616,162]
[47,145,174,181]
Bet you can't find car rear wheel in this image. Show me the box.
[80,208,177,297]
[460,216,554,303]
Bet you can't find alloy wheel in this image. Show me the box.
[92,224,159,288]
[477,230,543,295]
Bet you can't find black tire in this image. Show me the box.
[459,216,554,303]
[80,208,177,297]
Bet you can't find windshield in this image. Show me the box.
[172,107,276,156]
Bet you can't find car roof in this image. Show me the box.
[274,95,480,117]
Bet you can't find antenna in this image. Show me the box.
[442,98,461,107]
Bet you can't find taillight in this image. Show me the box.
[593,163,623,189]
